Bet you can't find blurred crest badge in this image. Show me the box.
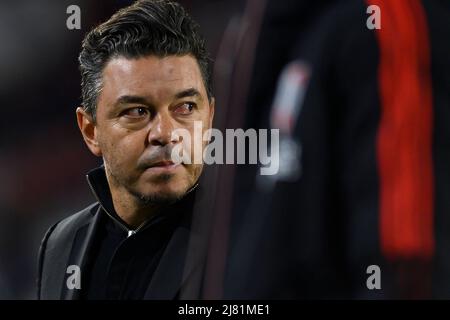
[259,60,311,188]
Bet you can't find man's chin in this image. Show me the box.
[130,172,195,205]
[132,187,188,206]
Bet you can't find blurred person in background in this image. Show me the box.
[200,0,450,299]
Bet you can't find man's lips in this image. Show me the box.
[149,160,175,168]
[143,160,180,173]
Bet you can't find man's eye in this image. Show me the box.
[174,102,195,115]
[122,107,149,118]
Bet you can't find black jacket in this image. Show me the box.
[37,166,204,300]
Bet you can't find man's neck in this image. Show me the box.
[110,188,162,229]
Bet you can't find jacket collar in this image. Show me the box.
[86,165,200,233]
[86,165,132,232]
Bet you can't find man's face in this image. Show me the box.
[79,55,214,204]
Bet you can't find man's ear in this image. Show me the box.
[76,107,102,157]
[208,97,215,129]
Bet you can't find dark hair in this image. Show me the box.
[79,0,212,121]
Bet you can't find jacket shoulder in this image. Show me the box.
[48,202,100,243]
[37,202,100,299]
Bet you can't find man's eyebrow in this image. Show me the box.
[113,89,202,107]
[174,88,202,100]
[114,95,149,106]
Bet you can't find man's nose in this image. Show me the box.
[148,112,178,146]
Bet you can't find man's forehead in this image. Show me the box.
[101,54,206,99]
